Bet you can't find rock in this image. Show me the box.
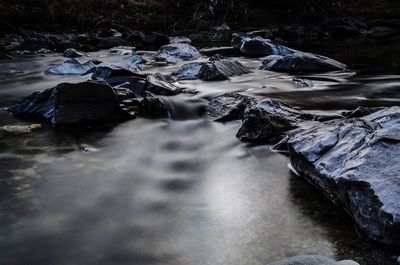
[63,48,84,58]
[287,107,400,248]
[8,81,132,126]
[237,98,305,143]
[200,46,239,57]
[91,66,140,81]
[207,93,255,121]
[172,62,204,80]
[45,58,96,75]
[260,52,347,73]
[0,35,24,51]
[0,51,13,60]
[199,57,251,81]
[91,66,147,96]
[110,54,146,72]
[367,26,399,38]
[141,91,168,118]
[172,56,250,81]
[169,36,192,44]
[1,124,41,135]
[126,31,170,50]
[109,46,134,55]
[21,36,50,51]
[325,18,367,38]
[232,34,295,57]
[188,31,231,46]
[152,43,201,63]
[267,255,359,265]
[146,73,181,96]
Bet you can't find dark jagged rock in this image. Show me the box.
[261,52,347,73]
[8,81,127,126]
[172,56,250,81]
[207,93,255,122]
[141,91,168,118]
[287,107,400,248]
[342,106,385,118]
[237,99,305,143]
[110,54,146,72]
[91,66,147,96]
[152,44,201,63]
[172,62,203,80]
[146,73,181,96]
[199,56,251,81]
[63,48,84,58]
[267,255,359,265]
[45,58,96,75]
[232,34,295,57]
[126,31,169,49]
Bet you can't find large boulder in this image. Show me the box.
[267,255,359,265]
[287,107,400,248]
[232,34,295,57]
[8,81,127,126]
[172,56,250,81]
[207,93,256,122]
[261,52,347,73]
[45,58,96,75]
[152,43,201,63]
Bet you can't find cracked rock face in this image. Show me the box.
[287,107,400,248]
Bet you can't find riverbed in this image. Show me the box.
[0,37,399,265]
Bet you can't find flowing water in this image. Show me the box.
[0,37,400,265]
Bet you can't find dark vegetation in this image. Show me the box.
[1,0,400,34]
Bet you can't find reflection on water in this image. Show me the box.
[0,38,399,265]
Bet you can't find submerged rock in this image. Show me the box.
[267,255,359,265]
[172,56,250,81]
[261,52,347,73]
[110,54,146,72]
[152,44,201,63]
[63,48,84,58]
[287,107,400,248]
[45,58,96,75]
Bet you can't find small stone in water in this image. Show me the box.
[1,124,42,134]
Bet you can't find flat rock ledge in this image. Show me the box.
[208,92,400,248]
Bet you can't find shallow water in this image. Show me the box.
[0,38,400,265]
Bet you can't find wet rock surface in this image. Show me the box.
[267,255,359,265]
[45,58,96,75]
[152,43,201,63]
[287,107,400,248]
[172,56,250,81]
[63,48,84,58]
[8,81,128,126]
[261,52,347,73]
